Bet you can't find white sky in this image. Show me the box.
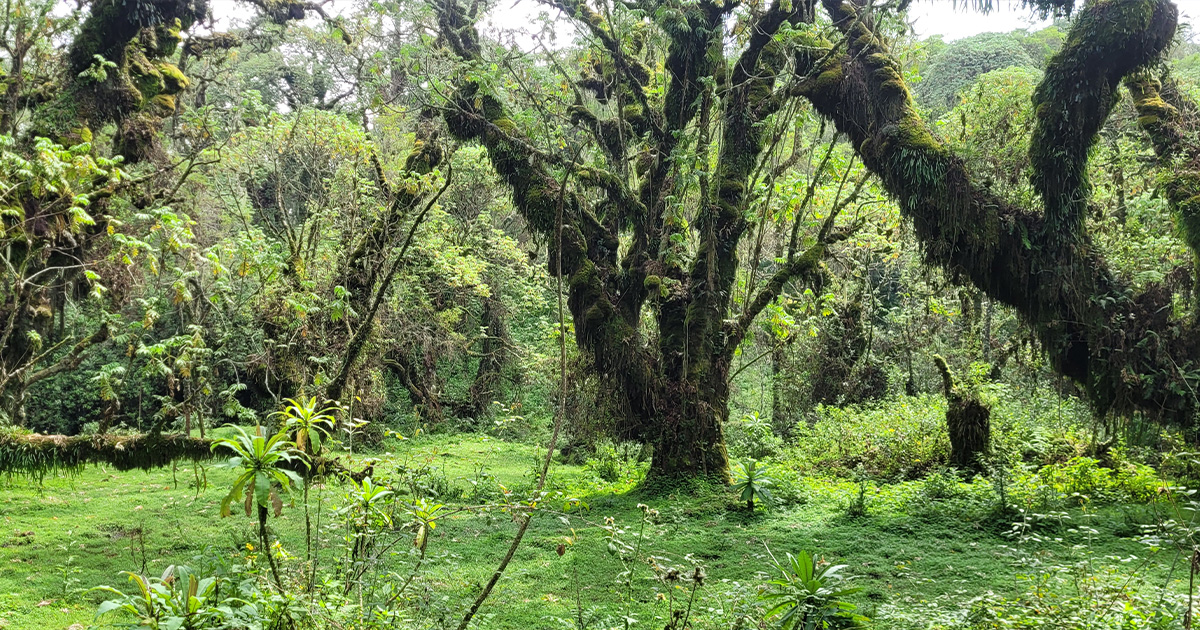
[207,0,1200,44]
[906,0,1200,40]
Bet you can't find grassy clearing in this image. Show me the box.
[0,430,1190,629]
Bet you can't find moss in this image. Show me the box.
[880,79,907,97]
[492,117,518,134]
[155,19,183,57]
[151,93,176,112]
[853,33,876,49]
[810,62,844,93]
[156,62,189,93]
[126,46,164,99]
[0,431,218,481]
[1127,73,1183,158]
[866,53,899,71]
[1030,0,1177,234]
[67,0,124,74]
[1128,73,1200,287]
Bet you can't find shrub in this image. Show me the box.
[92,565,269,629]
[964,567,1182,629]
[586,440,623,482]
[1011,456,1160,509]
[728,412,783,460]
[788,395,950,480]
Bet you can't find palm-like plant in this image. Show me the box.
[93,566,223,629]
[341,476,394,563]
[212,426,304,588]
[761,550,866,629]
[272,396,337,457]
[732,459,776,512]
[404,497,445,557]
[92,565,236,630]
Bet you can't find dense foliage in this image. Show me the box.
[7,0,1200,627]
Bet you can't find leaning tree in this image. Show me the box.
[430,0,868,479]
[794,0,1200,425]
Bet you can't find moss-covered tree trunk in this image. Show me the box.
[468,292,511,420]
[791,0,1200,424]
[323,125,447,406]
[431,0,848,481]
[935,356,990,472]
[650,367,732,478]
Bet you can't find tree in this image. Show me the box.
[793,0,1200,426]
[0,138,119,423]
[429,0,864,479]
[934,355,990,472]
[918,31,1037,111]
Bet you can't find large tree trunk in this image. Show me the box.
[771,344,788,434]
[432,0,834,481]
[468,293,510,419]
[651,376,732,479]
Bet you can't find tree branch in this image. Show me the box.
[799,0,1199,420]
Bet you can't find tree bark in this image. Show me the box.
[433,0,833,481]
[794,0,1197,422]
[935,356,990,473]
[468,292,510,419]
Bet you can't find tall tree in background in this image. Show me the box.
[0,0,213,421]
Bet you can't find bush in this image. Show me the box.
[964,567,1182,629]
[786,395,950,480]
[918,32,1037,111]
[727,412,783,460]
[1011,456,1160,509]
[987,382,1093,466]
[585,440,641,483]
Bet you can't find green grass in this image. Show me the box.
[0,432,1190,629]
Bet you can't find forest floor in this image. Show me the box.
[0,432,1188,629]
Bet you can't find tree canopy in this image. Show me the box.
[2,0,1200,483]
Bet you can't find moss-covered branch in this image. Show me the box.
[1029,0,1176,236]
[37,0,207,160]
[1127,73,1200,276]
[0,431,217,480]
[341,117,444,315]
[433,2,663,437]
[801,0,1199,421]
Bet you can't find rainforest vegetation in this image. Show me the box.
[8,0,1200,627]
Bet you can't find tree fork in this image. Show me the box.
[797,0,1199,422]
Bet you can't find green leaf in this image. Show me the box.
[254,471,270,508]
[95,600,125,617]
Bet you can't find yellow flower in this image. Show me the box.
[245,543,254,551]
